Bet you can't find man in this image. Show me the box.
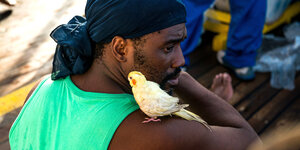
[9,0,259,149]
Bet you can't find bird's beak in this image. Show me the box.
[129,80,134,87]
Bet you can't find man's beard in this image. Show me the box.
[132,47,181,91]
[159,67,181,90]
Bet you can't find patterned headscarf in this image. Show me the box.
[50,0,186,80]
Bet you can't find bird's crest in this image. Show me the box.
[128,71,147,87]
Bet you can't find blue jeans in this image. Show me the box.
[181,0,266,68]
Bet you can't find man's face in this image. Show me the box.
[127,23,186,90]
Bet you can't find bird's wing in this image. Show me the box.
[137,81,183,117]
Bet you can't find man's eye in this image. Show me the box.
[165,45,174,53]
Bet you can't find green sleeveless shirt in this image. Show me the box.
[9,76,139,149]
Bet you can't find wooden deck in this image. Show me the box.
[187,32,300,137]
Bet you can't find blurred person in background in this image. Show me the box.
[182,0,266,80]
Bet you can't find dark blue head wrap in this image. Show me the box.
[50,0,186,80]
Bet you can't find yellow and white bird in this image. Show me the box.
[128,71,211,131]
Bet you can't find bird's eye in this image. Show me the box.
[130,77,132,79]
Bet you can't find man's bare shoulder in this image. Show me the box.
[108,110,214,150]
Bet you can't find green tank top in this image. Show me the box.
[9,76,139,149]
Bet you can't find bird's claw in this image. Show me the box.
[142,117,161,123]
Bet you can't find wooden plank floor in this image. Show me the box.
[187,32,300,137]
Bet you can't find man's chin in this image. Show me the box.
[159,82,173,95]
[160,80,175,94]
[167,77,179,86]
[160,68,181,89]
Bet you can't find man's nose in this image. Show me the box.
[171,45,185,68]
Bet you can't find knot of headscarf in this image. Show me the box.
[50,0,186,80]
[51,16,92,80]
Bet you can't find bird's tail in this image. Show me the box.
[173,109,212,132]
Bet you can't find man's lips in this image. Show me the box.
[170,72,180,80]
[167,74,180,85]
[160,68,181,88]
[166,68,181,86]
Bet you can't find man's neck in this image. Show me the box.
[70,61,131,94]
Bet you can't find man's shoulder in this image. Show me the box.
[109,110,212,150]
[24,75,51,103]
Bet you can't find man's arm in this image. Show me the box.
[174,71,253,128]
[173,71,259,148]
[109,72,260,150]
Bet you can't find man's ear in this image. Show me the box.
[111,36,128,62]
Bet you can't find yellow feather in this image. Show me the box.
[173,109,212,131]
